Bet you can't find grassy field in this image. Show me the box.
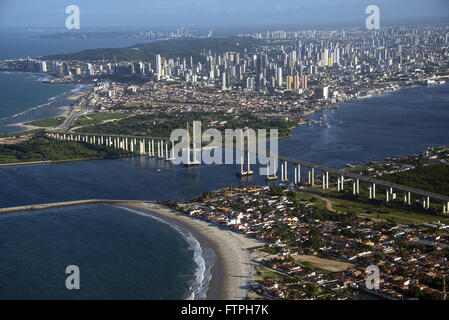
[73,113,131,127]
[0,129,46,139]
[306,188,449,225]
[25,117,66,128]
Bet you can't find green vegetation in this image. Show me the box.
[25,117,66,128]
[381,163,449,197]
[44,37,263,63]
[74,111,294,138]
[73,113,131,127]
[0,129,46,138]
[0,137,130,164]
[313,189,449,225]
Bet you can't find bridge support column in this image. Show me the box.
[159,140,165,158]
[247,151,253,175]
[353,181,356,195]
[166,141,175,161]
[369,184,373,199]
[281,162,284,181]
[407,192,411,205]
[308,168,311,185]
[386,190,390,202]
[192,140,198,164]
[356,179,360,194]
[141,139,146,155]
[443,202,449,214]
[337,178,341,192]
[311,168,315,186]
[281,161,288,182]
[322,174,326,190]
[326,172,329,189]
[266,161,278,181]
[373,183,376,199]
[426,197,430,209]
[340,175,344,191]
[297,165,301,184]
[165,142,169,159]
[294,167,298,184]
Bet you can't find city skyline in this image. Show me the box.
[0,0,448,29]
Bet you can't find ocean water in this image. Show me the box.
[0,204,201,299]
[1,31,449,299]
[0,30,145,61]
[0,72,81,133]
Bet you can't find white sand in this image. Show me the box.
[123,201,265,300]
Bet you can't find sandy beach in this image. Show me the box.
[0,199,266,300]
[121,201,265,300]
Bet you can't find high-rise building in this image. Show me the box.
[301,75,308,89]
[156,54,162,76]
[286,75,292,90]
[276,67,283,87]
[222,72,227,90]
[293,75,300,90]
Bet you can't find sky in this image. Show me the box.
[0,0,448,29]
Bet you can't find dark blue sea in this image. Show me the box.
[1,31,449,299]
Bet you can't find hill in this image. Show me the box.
[43,37,263,63]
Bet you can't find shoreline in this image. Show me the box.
[0,157,124,167]
[0,71,88,134]
[0,71,423,137]
[122,202,265,300]
[0,199,265,300]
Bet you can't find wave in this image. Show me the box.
[116,205,215,300]
[0,84,85,122]
[0,100,54,122]
[70,84,85,93]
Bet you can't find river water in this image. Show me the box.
[1,32,448,299]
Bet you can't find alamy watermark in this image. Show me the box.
[65,5,80,30]
[365,265,380,290]
[365,5,380,30]
[65,265,80,290]
[170,121,278,176]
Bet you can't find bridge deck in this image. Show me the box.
[55,132,449,203]
[278,155,449,203]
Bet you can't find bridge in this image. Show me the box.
[47,131,449,215]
